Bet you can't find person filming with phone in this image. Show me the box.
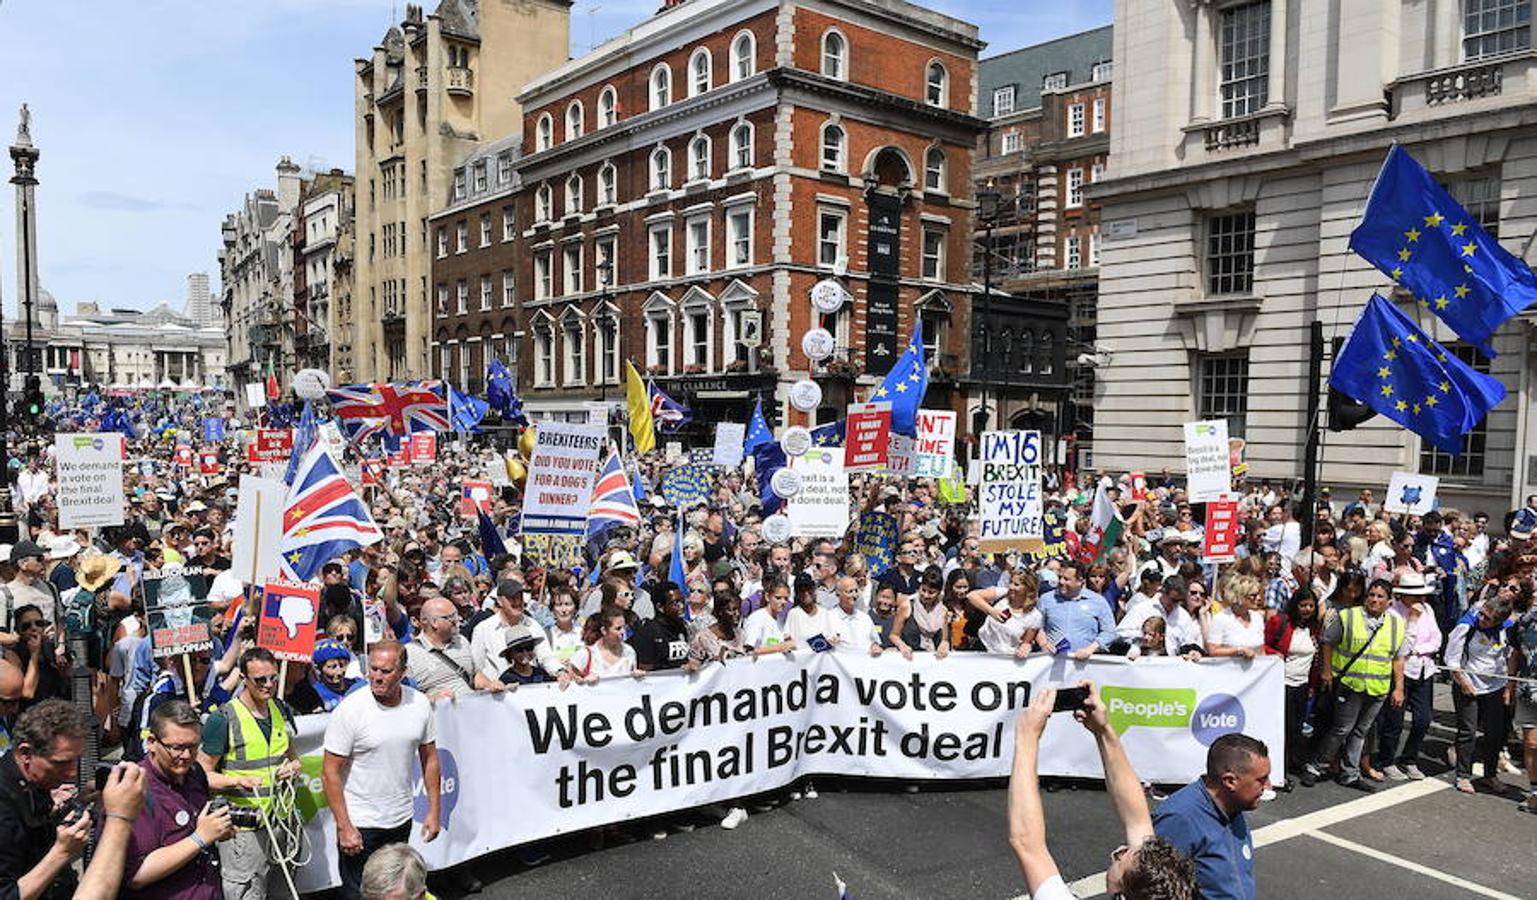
[1008,681,1197,899]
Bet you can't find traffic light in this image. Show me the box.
[1327,387,1376,432]
[21,376,43,420]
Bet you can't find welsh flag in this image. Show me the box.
[1080,478,1123,564]
[265,358,280,400]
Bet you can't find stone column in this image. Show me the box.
[1265,0,1288,111]
[1192,1,1215,122]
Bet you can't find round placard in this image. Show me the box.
[810,278,848,314]
[789,379,822,412]
[770,467,803,499]
[781,426,813,457]
[801,328,836,362]
[292,368,331,400]
[762,514,794,544]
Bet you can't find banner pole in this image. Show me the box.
[182,653,200,707]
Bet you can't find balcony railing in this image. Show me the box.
[1389,53,1533,119]
[446,66,474,95]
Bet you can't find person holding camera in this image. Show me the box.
[121,698,234,899]
[0,700,93,900]
[197,647,303,899]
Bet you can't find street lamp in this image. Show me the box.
[596,257,615,406]
[974,185,1001,440]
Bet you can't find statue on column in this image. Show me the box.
[15,104,30,144]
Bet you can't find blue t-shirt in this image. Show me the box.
[1152,779,1255,900]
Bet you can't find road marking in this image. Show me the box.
[1047,779,1449,899]
[1306,831,1521,899]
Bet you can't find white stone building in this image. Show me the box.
[1095,0,1537,514]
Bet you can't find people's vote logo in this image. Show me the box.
[293,755,328,822]
[1101,687,1196,735]
[1190,694,1246,746]
[414,747,459,829]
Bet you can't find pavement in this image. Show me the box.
[420,700,1537,900]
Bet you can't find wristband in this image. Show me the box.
[189,831,210,851]
[105,812,135,824]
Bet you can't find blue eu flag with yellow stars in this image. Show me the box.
[1350,145,1537,357]
[1330,294,1505,453]
[871,321,928,436]
[744,400,773,454]
[810,421,845,447]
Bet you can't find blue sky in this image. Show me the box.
[0,0,1110,317]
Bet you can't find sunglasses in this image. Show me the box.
[248,674,278,687]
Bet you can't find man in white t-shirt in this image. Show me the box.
[321,642,441,900]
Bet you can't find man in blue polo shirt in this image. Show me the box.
[1152,733,1270,900]
[1035,561,1116,658]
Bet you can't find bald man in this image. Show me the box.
[406,598,503,700]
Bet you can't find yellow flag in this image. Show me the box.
[625,360,656,454]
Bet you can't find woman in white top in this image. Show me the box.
[785,577,834,645]
[1206,574,1267,659]
[566,606,637,683]
[906,568,952,658]
[968,570,1043,658]
[1363,521,1395,576]
[545,591,584,664]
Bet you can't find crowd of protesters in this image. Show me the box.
[0,389,1532,900]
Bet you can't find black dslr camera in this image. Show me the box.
[208,796,264,830]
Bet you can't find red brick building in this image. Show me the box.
[442,0,986,433]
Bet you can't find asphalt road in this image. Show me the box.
[421,727,1537,900]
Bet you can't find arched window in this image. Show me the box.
[820,122,846,173]
[688,133,711,181]
[925,60,948,106]
[730,31,756,82]
[650,64,672,110]
[561,309,586,386]
[535,183,553,221]
[564,173,583,214]
[532,313,555,386]
[924,147,946,193]
[1038,331,1054,375]
[565,101,583,141]
[535,113,553,151]
[1019,329,1035,374]
[689,47,712,97]
[730,121,754,170]
[650,145,672,191]
[597,86,618,128]
[821,30,847,80]
[597,161,617,206]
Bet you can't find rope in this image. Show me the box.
[258,774,311,900]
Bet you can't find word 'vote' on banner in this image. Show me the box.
[978,430,1043,551]
[281,654,1284,892]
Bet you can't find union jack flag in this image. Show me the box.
[327,381,450,438]
[586,449,641,541]
[647,381,692,432]
[279,444,382,582]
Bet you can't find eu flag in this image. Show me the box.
[1329,294,1505,453]
[871,321,928,436]
[1350,145,1537,356]
[752,442,787,515]
[810,421,845,447]
[485,358,529,426]
[448,384,488,433]
[744,400,773,454]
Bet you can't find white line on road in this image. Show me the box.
[1038,779,1451,900]
[1306,831,1520,899]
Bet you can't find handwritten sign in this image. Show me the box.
[978,430,1042,551]
[913,411,956,478]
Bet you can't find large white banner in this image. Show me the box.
[519,421,605,537]
[54,433,125,529]
[978,430,1042,551]
[284,655,1282,891]
[1183,419,1231,503]
[788,445,849,538]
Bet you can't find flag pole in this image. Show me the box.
[1301,320,1325,548]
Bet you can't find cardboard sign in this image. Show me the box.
[461,480,494,516]
[1183,420,1231,503]
[257,581,322,663]
[978,430,1043,552]
[55,433,127,530]
[1130,472,1148,501]
[198,450,221,476]
[247,429,293,464]
[320,421,346,460]
[1201,500,1241,563]
[913,411,956,478]
[174,445,194,468]
[410,432,437,464]
[787,446,849,538]
[1384,472,1439,515]
[844,403,892,473]
[713,422,746,468]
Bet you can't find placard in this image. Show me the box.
[361,458,384,486]
[175,445,194,468]
[913,411,956,478]
[461,480,494,516]
[978,430,1042,551]
[713,422,746,468]
[54,433,126,530]
[1130,472,1148,501]
[198,450,220,476]
[520,421,606,540]
[144,567,215,658]
[202,417,225,443]
[883,433,914,476]
[1384,472,1439,515]
[844,403,892,472]
[247,428,293,464]
[410,432,437,465]
[245,382,267,409]
[320,421,346,460]
[664,442,684,464]
[258,581,322,663]
[787,446,849,538]
[231,475,288,585]
[1201,499,1241,564]
[1183,420,1231,503]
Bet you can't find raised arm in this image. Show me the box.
[1075,681,1154,846]
[1007,688,1061,894]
